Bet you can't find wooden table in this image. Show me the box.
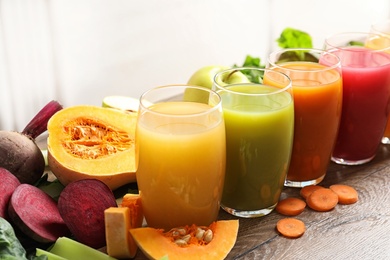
[133,144,390,260]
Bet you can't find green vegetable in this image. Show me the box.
[276,27,313,49]
[233,55,265,83]
[0,217,46,260]
[348,41,364,46]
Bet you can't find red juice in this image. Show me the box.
[331,47,390,164]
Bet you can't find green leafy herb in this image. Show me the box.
[233,55,265,83]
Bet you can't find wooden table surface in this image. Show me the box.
[133,144,390,260]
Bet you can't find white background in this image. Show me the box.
[1,0,389,130]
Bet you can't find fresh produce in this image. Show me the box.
[276,218,306,238]
[329,184,359,205]
[36,248,67,260]
[102,95,140,112]
[105,193,143,258]
[0,167,21,219]
[0,100,62,184]
[0,217,35,260]
[57,179,117,249]
[7,184,70,243]
[47,105,137,190]
[306,188,339,212]
[275,198,306,216]
[41,237,117,260]
[299,185,325,200]
[130,220,239,260]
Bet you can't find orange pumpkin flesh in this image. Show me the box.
[130,220,239,260]
[47,105,137,190]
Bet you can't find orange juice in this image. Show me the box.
[265,62,342,185]
[136,101,226,231]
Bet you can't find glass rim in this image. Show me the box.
[325,31,390,53]
[213,67,292,97]
[267,47,342,72]
[371,19,390,34]
[139,84,222,117]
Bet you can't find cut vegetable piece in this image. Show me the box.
[49,237,117,260]
[276,197,306,216]
[47,105,137,190]
[105,207,137,258]
[306,188,338,212]
[329,184,358,205]
[299,185,325,200]
[276,218,306,238]
[130,220,239,260]
[8,184,70,243]
[0,168,20,219]
[58,179,117,249]
[120,193,144,228]
[36,248,67,260]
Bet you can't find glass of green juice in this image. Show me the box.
[213,67,294,218]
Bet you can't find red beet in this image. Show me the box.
[58,179,117,249]
[8,183,70,243]
[0,100,62,184]
[0,167,20,219]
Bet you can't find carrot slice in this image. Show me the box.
[276,198,306,216]
[306,188,338,212]
[276,218,305,238]
[329,184,358,205]
[300,185,325,200]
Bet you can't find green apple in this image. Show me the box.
[102,95,140,112]
[185,65,250,103]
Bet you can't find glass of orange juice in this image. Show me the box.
[370,20,390,144]
[267,48,343,187]
[135,85,226,231]
[213,68,294,217]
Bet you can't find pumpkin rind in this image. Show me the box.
[47,105,137,190]
[130,220,239,260]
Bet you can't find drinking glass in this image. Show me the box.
[370,20,390,144]
[267,48,343,187]
[135,85,226,231]
[324,32,390,165]
[213,68,294,217]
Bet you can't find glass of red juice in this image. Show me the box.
[324,32,390,165]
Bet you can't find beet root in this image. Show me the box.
[8,183,70,243]
[0,131,45,184]
[58,179,117,249]
[0,167,20,219]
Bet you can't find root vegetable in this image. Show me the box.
[0,100,62,184]
[8,184,70,243]
[58,179,117,249]
[0,167,20,220]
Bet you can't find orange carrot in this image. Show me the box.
[329,184,358,205]
[306,188,338,212]
[276,218,306,238]
[276,198,306,216]
[300,185,325,200]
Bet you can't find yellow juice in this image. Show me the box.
[135,101,226,231]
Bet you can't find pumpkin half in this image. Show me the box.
[47,105,137,190]
[130,220,239,260]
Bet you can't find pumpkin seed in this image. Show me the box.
[204,229,213,243]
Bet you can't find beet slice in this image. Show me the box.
[8,183,70,243]
[58,179,117,249]
[0,167,20,219]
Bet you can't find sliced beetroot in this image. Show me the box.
[0,167,20,219]
[8,183,70,243]
[57,179,117,249]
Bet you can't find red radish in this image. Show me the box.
[58,179,117,249]
[0,167,20,219]
[8,183,70,243]
[0,100,62,184]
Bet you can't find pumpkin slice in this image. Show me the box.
[105,194,144,258]
[130,220,239,260]
[47,105,137,190]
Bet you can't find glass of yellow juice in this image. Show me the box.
[135,85,226,231]
[213,68,294,218]
[267,48,342,187]
[370,20,390,144]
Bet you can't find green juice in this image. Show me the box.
[220,84,294,212]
